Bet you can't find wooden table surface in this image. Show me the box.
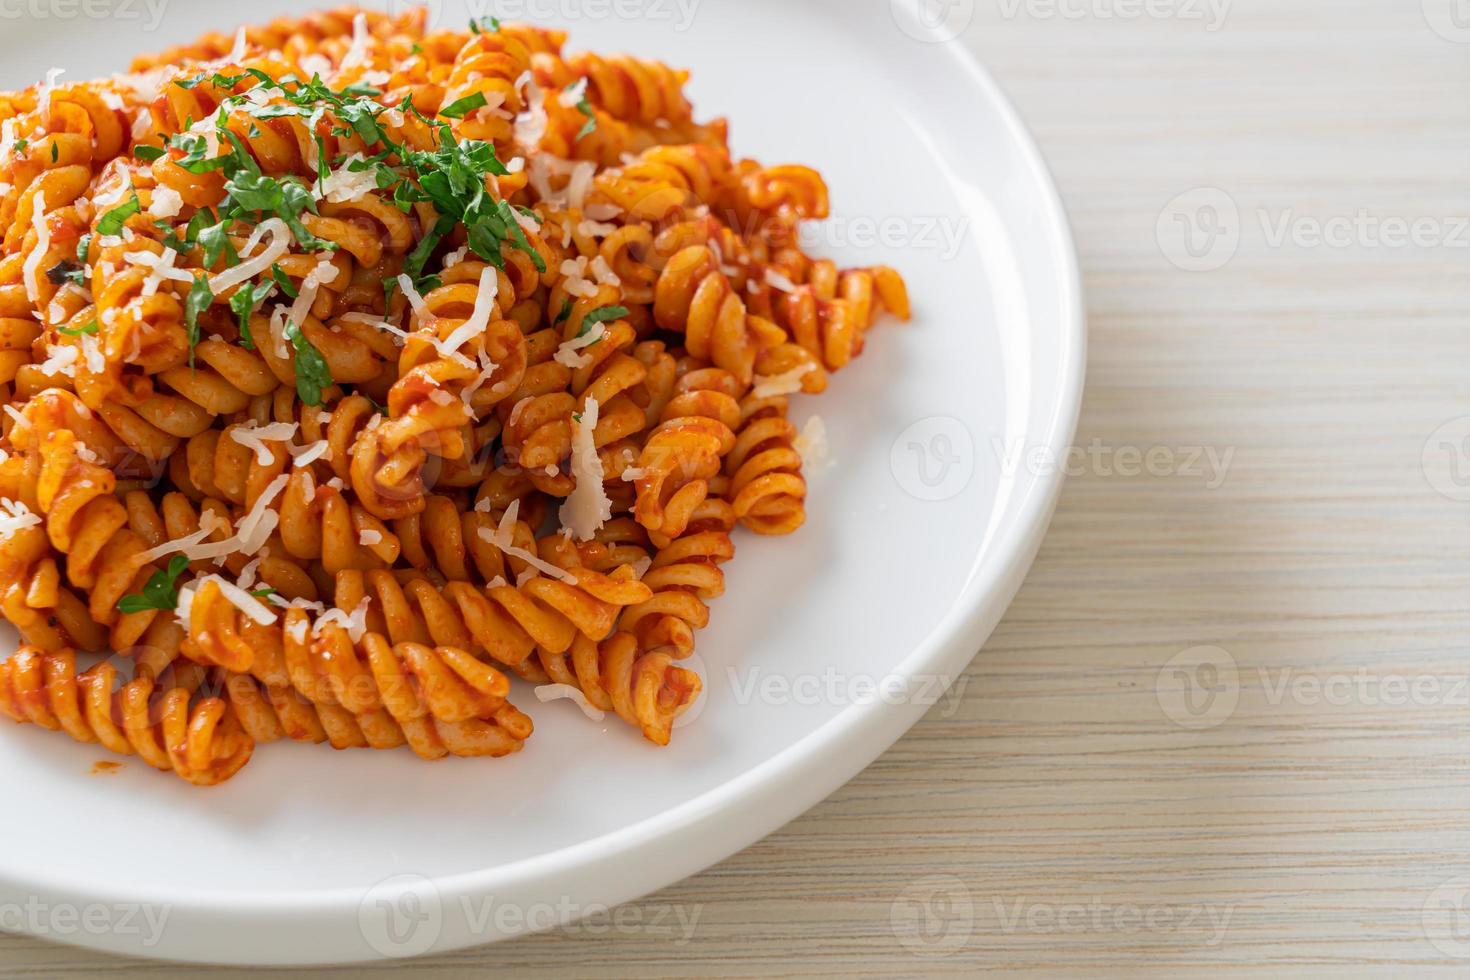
[7,1,1470,975]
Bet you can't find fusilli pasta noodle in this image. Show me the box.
[0,6,910,784]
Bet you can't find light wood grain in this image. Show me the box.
[6,1,1470,975]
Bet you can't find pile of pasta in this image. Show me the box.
[0,6,908,786]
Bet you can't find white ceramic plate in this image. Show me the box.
[0,0,1083,965]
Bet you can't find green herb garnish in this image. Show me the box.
[577,305,628,337]
[282,319,333,406]
[184,275,213,364]
[439,92,488,119]
[117,556,190,614]
[95,191,141,236]
[270,263,298,298]
[570,84,596,141]
[228,279,274,350]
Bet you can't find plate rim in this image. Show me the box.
[0,12,1087,965]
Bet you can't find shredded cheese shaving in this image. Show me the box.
[794,415,831,471]
[477,500,579,584]
[559,398,611,541]
[313,596,371,642]
[23,199,49,305]
[764,268,800,293]
[534,683,606,722]
[210,218,291,294]
[553,321,605,369]
[229,422,300,465]
[750,363,815,400]
[0,499,42,538]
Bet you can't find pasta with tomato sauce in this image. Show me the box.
[0,6,910,785]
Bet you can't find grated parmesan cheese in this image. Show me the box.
[434,265,498,357]
[210,218,291,294]
[534,683,606,722]
[553,321,605,370]
[22,199,49,305]
[147,185,183,219]
[227,26,247,63]
[589,255,621,286]
[237,557,261,591]
[298,53,333,80]
[79,334,104,374]
[339,12,370,70]
[358,530,382,546]
[0,499,42,538]
[340,311,408,347]
[176,573,278,630]
[229,422,300,465]
[764,268,799,293]
[124,247,193,297]
[477,500,579,585]
[142,475,288,564]
[794,415,831,471]
[557,78,588,108]
[290,440,330,467]
[37,344,79,378]
[315,153,379,203]
[513,70,547,150]
[313,596,371,642]
[750,363,815,400]
[287,253,340,330]
[461,347,500,409]
[38,67,63,117]
[558,398,611,541]
[395,274,429,317]
[557,256,598,298]
[577,219,618,238]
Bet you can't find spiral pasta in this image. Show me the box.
[0,7,911,784]
[0,647,253,785]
